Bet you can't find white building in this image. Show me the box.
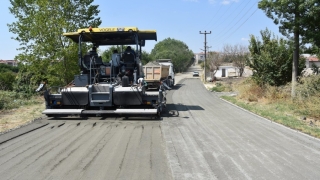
[301,54,320,68]
[0,60,18,66]
[194,52,205,64]
[208,64,252,78]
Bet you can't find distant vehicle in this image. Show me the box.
[193,71,199,77]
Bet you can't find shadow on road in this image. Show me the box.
[162,103,204,118]
[170,83,184,90]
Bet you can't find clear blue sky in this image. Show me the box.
[0,0,284,60]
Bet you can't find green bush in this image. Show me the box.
[248,29,305,86]
[296,75,320,98]
[0,72,16,90]
[294,75,320,118]
[210,83,225,92]
[0,91,41,110]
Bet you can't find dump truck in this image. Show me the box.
[38,26,168,118]
[143,59,174,89]
[143,61,170,89]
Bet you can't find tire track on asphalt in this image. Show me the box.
[42,122,117,180]
[115,124,144,180]
[0,122,64,155]
[150,124,173,180]
[77,123,136,180]
[0,122,76,169]
[115,125,138,179]
[8,122,93,180]
[130,123,153,180]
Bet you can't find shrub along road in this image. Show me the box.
[0,69,320,179]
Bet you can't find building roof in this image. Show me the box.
[308,56,319,62]
[301,54,319,62]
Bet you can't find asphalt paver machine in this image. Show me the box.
[41,27,167,118]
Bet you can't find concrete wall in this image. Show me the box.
[208,66,253,78]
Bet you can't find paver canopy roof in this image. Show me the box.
[63,27,157,46]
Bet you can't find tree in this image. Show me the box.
[150,38,194,72]
[0,72,16,91]
[0,64,19,91]
[8,0,101,88]
[0,63,19,73]
[140,51,153,65]
[207,51,223,80]
[258,0,317,96]
[301,44,320,57]
[223,44,249,77]
[248,29,305,86]
[302,3,320,47]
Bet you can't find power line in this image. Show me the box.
[206,2,237,30]
[205,4,223,30]
[215,8,259,45]
[215,4,258,44]
[212,0,253,39]
[213,1,258,42]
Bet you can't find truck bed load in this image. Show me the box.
[142,61,174,89]
[143,61,170,81]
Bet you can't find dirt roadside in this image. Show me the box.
[0,100,45,133]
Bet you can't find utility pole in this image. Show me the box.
[199,31,211,82]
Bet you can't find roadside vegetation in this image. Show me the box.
[208,28,320,138]
[0,92,44,133]
[0,63,45,133]
[217,75,320,138]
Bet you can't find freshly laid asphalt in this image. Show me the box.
[1,65,320,180]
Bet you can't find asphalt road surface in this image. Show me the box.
[1,67,320,180]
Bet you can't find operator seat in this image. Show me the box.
[122,52,135,74]
[83,55,103,67]
[122,52,135,64]
[94,56,103,66]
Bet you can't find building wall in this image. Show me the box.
[194,53,205,64]
[209,66,253,78]
[215,66,238,78]
[307,61,320,68]
[0,60,18,67]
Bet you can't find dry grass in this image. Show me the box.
[210,77,244,92]
[0,96,45,133]
[236,78,264,102]
[223,75,320,138]
[294,75,320,119]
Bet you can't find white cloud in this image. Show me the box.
[241,38,249,41]
[221,0,239,5]
[208,0,216,4]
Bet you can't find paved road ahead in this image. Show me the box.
[1,68,320,180]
